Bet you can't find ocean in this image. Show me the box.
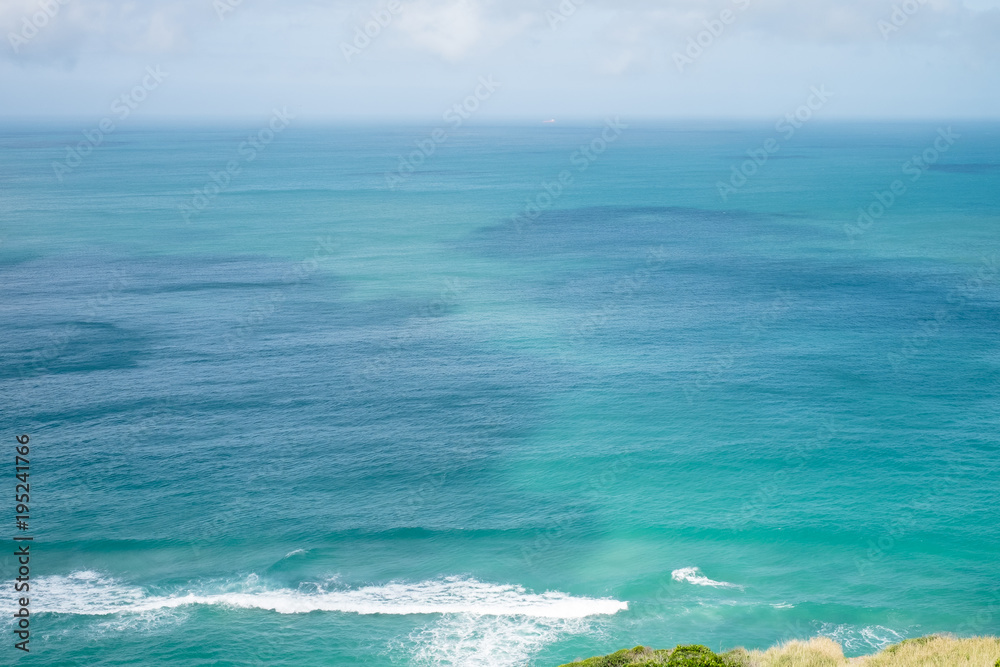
[1,120,998,665]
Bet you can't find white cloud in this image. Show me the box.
[394,0,483,60]
[1,0,998,118]
[4,0,999,66]
[1,0,207,64]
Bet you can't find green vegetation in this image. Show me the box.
[559,643,748,667]
[559,635,1000,667]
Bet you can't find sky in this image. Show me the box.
[1,0,999,121]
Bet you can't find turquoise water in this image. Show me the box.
[1,121,999,665]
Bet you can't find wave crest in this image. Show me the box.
[22,572,628,619]
[670,567,744,590]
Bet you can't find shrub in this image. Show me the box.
[666,645,728,667]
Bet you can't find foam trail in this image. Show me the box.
[818,623,907,652]
[21,572,628,619]
[671,567,744,590]
[410,614,590,667]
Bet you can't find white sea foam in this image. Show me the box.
[409,614,591,667]
[671,567,744,590]
[16,572,624,666]
[20,572,628,619]
[818,623,907,652]
[92,607,188,634]
[26,571,149,615]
